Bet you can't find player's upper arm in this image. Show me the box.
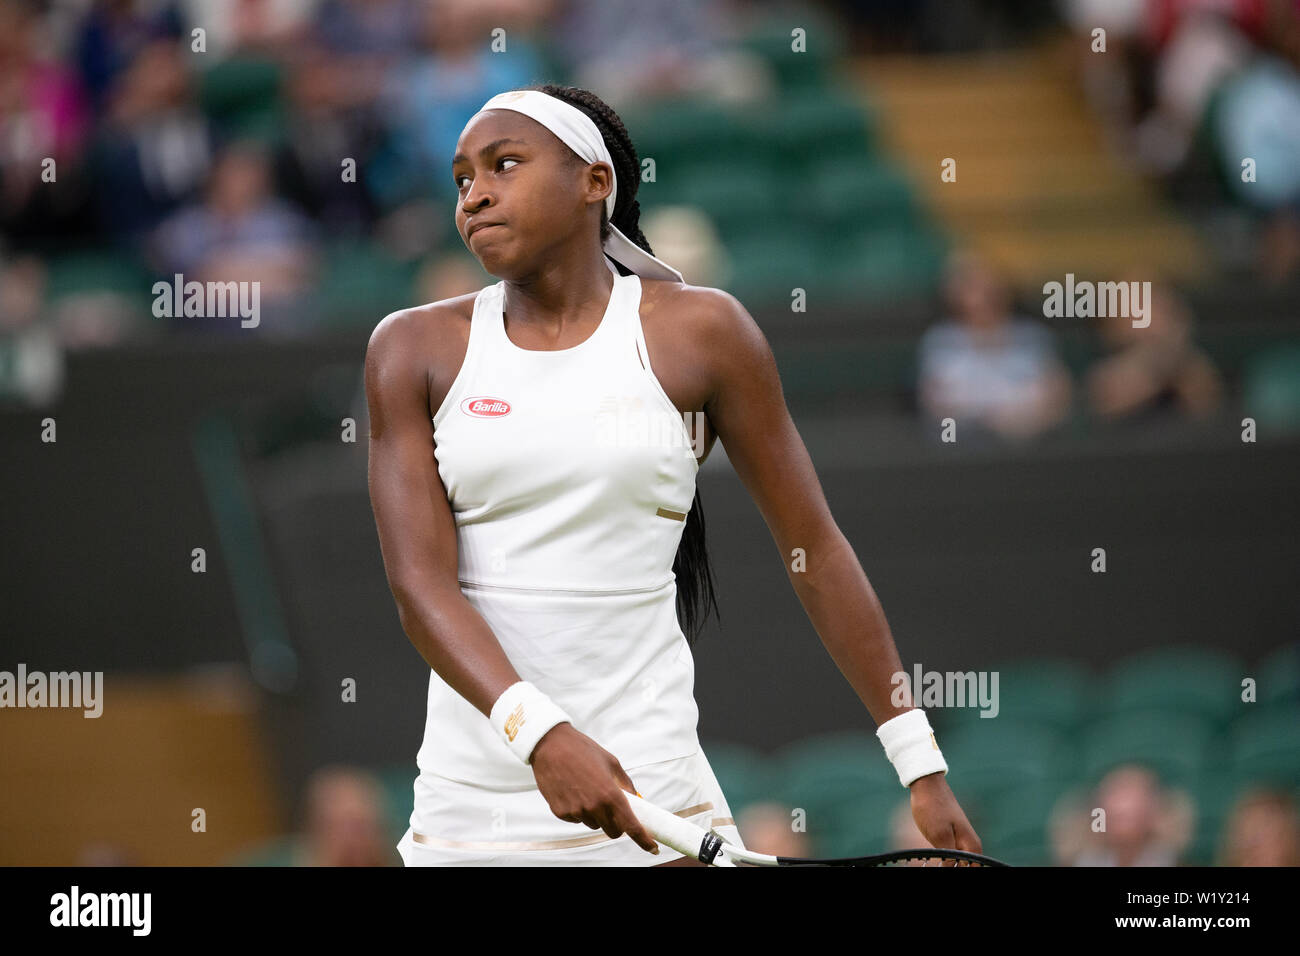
[364,306,459,602]
[700,290,839,556]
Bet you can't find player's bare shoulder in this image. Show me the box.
[638,278,768,380]
[366,291,478,417]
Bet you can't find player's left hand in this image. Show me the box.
[909,772,982,862]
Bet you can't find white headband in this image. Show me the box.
[468,89,684,283]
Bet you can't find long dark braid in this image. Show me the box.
[524,83,721,647]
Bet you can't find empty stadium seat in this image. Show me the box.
[1102,646,1246,726]
[1081,708,1220,785]
[982,657,1096,733]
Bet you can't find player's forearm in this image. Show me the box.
[391,580,522,717]
[784,529,912,727]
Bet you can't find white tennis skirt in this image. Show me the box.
[396,747,745,866]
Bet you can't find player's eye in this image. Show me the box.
[455,157,518,190]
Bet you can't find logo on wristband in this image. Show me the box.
[504,703,526,742]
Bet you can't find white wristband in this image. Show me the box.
[489,681,572,764]
[876,708,948,787]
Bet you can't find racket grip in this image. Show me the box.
[624,792,732,865]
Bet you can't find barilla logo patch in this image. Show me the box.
[462,396,512,418]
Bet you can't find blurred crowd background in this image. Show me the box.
[2,0,1297,867]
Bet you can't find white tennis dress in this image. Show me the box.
[396,256,745,865]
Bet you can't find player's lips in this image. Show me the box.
[467,220,505,239]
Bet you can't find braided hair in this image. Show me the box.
[523,83,721,647]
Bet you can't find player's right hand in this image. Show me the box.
[529,723,660,854]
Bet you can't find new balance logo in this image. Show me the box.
[504,703,525,742]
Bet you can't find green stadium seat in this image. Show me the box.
[976,780,1069,866]
[228,835,300,866]
[771,730,899,820]
[982,658,1097,734]
[622,99,752,167]
[376,763,415,842]
[820,225,948,304]
[1259,643,1300,706]
[656,159,781,234]
[1228,705,1300,785]
[44,250,154,304]
[1183,773,1252,865]
[814,789,907,857]
[725,231,821,305]
[736,89,875,168]
[1242,346,1300,432]
[198,56,284,141]
[1102,646,1245,725]
[805,157,918,230]
[738,10,846,91]
[1081,708,1219,786]
[698,740,777,817]
[314,240,417,328]
[938,717,1076,808]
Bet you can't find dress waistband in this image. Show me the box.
[458,577,675,597]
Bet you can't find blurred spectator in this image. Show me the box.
[1070,764,1193,866]
[0,253,64,406]
[641,205,730,289]
[78,841,138,866]
[733,801,813,858]
[176,0,318,60]
[1213,53,1300,282]
[414,251,487,304]
[313,0,421,58]
[367,0,548,213]
[1085,274,1223,421]
[918,251,1073,442]
[888,796,935,866]
[74,0,184,112]
[1216,787,1300,866]
[92,38,214,245]
[273,47,387,236]
[300,765,393,867]
[150,140,318,330]
[550,0,772,108]
[0,0,92,249]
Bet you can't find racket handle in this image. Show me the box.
[624,792,734,866]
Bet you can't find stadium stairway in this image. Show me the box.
[847,41,1209,289]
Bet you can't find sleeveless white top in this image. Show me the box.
[416,256,703,789]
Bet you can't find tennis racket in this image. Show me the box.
[625,792,1009,867]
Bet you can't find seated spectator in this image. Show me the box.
[93,39,214,247]
[368,0,546,212]
[298,765,394,867]
[1085,274,1222,422]
[1071,764,1192,866]
[733,801,813,858]
[918,251,1072,442]
[1216,787,1300,866]
[0,0,92,249]
[549,0,772,107]
[74,0,184,112]
[150,140,318,331]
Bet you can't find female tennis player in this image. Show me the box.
[365,84,981,866]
